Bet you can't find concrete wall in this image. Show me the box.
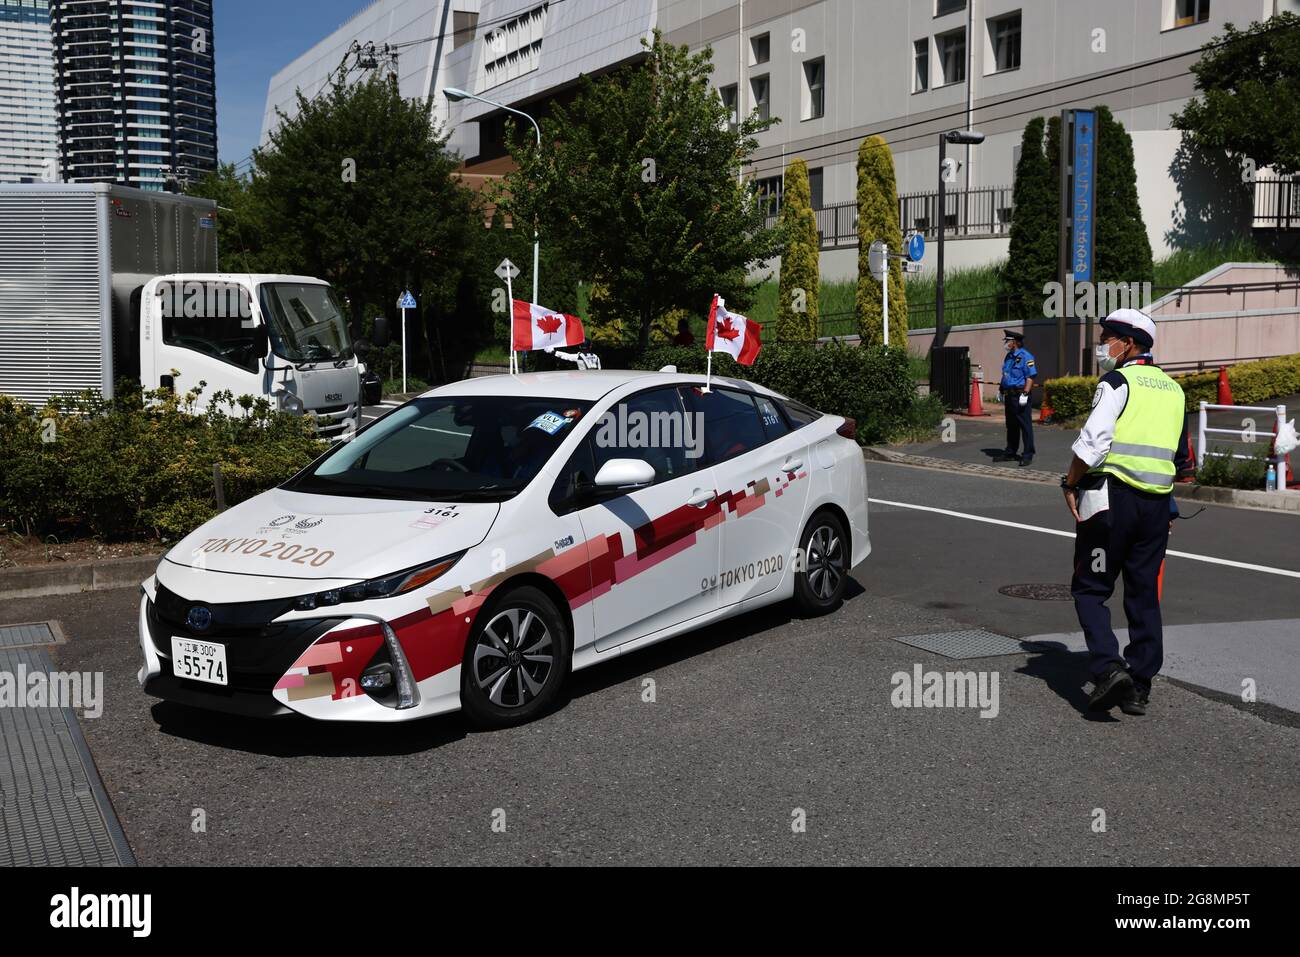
[910,263,1300,403]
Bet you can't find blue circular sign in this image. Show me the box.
[907,232,926,262]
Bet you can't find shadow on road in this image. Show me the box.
[149,579,868,756]
[1017,641,1120,722]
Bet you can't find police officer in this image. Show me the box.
[998,331,1037,466]
[1060,309,1193,716]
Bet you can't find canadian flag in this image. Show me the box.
[512,299,586,351]
[706,295,762,365]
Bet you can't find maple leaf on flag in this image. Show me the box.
[716,316,741,340]
[536,314,563,335]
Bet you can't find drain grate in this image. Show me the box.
[891,629,1031,659]
[998,583,1075,602]
[0,646,134,866]
[0,621,64,649]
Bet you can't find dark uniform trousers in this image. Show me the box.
[1070,477,1170,690]
[1003,391,1035,457]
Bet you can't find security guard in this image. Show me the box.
[999,331,1037,466]
[1060,309,1193,716]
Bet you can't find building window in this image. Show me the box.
[750,32,770,65]
[936,29,966,86]
[719,84,738,132]
[802,58,825,120]
[755,175,783,216]
[750,74,770,121]
[808,167,824,210]
[1172,0,1210,28]
[481,2,548,90]
[988,11,1020,73]
[913,38,929,92]
[936,0,966,16]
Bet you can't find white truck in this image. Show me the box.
[0,183,361,439]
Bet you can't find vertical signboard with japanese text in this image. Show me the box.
[1071,110,1097,288]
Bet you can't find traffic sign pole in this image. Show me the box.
[506,272,514,374]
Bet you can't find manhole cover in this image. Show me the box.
[998,583,1074,602]
[0,621,64,648]
[891,629,1029,659]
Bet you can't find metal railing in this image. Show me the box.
[1252,176,1300,230]
[1196,401,1293,492]
[898,186,1014,239]
[763,186,1014,251]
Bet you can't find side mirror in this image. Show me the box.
[372,316,390,348]
[593,458,655,489]
[353,337,371,358]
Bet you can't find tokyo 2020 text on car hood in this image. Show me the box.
[163,487,498,586]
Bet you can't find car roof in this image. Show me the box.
[421,369,784,403]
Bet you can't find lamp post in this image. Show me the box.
[443,87,541,306]
[935,128,984,348]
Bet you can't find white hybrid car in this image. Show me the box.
[139,370,870,727]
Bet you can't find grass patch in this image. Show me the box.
[1153,237,1278,290]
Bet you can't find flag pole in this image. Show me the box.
[506,274,515,374]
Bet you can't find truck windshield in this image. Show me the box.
[259,282,352,364]
[283,396,593,502]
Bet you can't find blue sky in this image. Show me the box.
[215,0,368,167]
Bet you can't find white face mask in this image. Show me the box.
[1096,342,1119,373]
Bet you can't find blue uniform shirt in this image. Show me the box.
[1001,347,1037,388]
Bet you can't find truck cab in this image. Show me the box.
[138,273,360,440]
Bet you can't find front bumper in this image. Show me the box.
[137,581,466,722]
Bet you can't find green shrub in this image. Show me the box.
[0,385,322,542]
[1196,448,1269,489]
[628,342,932,444]
[1044,352,1300,420]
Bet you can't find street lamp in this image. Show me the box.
[443,86,542,307]
[934,128,984,348]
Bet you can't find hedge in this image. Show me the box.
[627,342,938,444]
[1045,352,1300,421]
[0,386,322,542]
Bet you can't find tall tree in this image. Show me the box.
[777,158,820,341]
[855,135,907,345]
[500,31,780,349]
[1000,117,1056,321]
[219,72,481,372]
[1172,12,1300,175]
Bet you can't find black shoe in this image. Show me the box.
[1018,455,1034,467]
[1120,685,1150,716]
[995,450,1019,462]
[1087,666,1134,712]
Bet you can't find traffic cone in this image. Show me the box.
[1217,366,1233,405]
[968,376,986,416]
[1179,433,1197,483]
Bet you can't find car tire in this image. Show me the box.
[793,510,849,615]
[460,585,570,729]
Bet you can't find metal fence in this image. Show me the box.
[1252,176,1300,229]
[764,186,1015,251]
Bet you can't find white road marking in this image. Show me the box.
[868,498,1300,580]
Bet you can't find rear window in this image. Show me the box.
[780,398,822,429]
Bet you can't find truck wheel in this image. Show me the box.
[460,586,569,729]
[794,511,849,615]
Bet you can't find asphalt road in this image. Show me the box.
[14,461,1300,866]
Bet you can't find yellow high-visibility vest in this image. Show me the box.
[1090,364,1185,494]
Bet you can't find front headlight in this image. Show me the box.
[292,553,462,611]
[276,390,304,415]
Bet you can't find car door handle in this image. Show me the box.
[780,457,803,473]
[686,488,717,508]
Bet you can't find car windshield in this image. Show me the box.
[259,282,352,363]
[284,396,593,501]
